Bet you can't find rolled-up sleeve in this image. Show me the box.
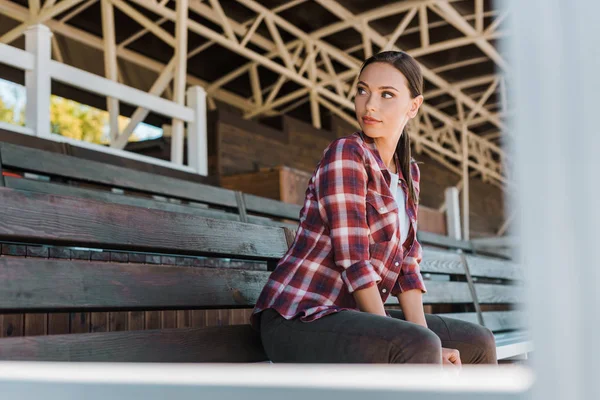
[315,139,381,293]
[392,160,427,295]
[392,238,427,295]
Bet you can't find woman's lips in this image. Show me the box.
[362,116,381,125]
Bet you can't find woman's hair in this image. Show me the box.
[358,51,423,205]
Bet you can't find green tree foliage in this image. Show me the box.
[50,96,107,143]
[1,88,147,144]
[0,96,24,126]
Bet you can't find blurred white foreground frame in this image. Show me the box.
[507,0,600,399]
[2,0,599,398]
[0,362,530,400]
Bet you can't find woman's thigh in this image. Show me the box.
[259,308,443,364]
[387,309,498,365]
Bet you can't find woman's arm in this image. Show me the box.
[353,283,387,317]
[397,289,427,328]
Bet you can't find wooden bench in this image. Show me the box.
[0,141,300,230]
[0,187,281,361]
[397,232,533,361]
[0,186,530,361]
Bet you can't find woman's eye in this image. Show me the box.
[357,87,367,95]
[382,91,394,99]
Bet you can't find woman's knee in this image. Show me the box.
[474,326,498,364]
[390,327,442,364]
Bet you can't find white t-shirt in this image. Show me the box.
[389,171,411,245]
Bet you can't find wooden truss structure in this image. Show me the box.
[0,0,511,189]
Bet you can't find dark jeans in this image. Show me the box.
[259,308,498,364]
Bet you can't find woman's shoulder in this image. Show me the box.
[320,131,367,161]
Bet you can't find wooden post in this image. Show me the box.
[461,125,470,240]
[170,0,188,166]
[101,0,120,143]
[444,186,461,240]
[186,85,207,175]
[24,24,52,138]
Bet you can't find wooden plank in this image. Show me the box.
[0,314,23,337]
[24,314,47,336]
[90,313,109,333]
[243,193,301,220]
[161,311,177,329]
[47,313,70,335]
[4,177,242,223]
[69,312,90,334]
[0,325,267,362]
[190,310,206,327]
[109,312,129,332]
[234,191,249,223]
[460,252,484,326]
[475,283,525,304]
[0,142,238,207]
[419,247,464,274]
[145,311,161,330]
[0,257,270,311]
[176,310,191,328]
[283,227,297,248]
[465,254,523,281]
[386,281,474,304]
[0,187,288,260]
[128,312,145,331]
[417,231,474,251]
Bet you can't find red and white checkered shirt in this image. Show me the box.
[250,131,427,331]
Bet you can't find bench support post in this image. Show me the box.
[25,24,52,139]
[186,86,208,175]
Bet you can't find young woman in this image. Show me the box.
[250,51,497,367]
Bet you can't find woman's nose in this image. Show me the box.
[366,95,377,111]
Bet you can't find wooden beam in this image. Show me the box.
[419,4,429,47]
[432,1,509,72]
[111,0,175,47]
[249,64,263,107]
[383,7,417,51]
[208,0,238,43]
[0,0,85,44]
[170,0,188,166]
[475,0,484,32]
[101,0,120,143]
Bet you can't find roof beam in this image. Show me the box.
[431,1,509,72]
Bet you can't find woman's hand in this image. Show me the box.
[442,347,462,369]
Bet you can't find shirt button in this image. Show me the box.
[379,207,385,212]
[395,262,400,266]
[382,288,387,293]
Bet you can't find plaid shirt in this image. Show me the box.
[250,131,427,331]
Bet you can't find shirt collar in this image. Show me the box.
[355,130,404,182]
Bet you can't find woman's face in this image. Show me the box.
[354,62,423,141]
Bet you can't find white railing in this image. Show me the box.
[0,24,207,175]
[0,362,532,400]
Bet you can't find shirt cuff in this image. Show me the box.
[391,272,427,296]
[341,260,382,293]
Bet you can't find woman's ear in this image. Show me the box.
[408,95,424,119]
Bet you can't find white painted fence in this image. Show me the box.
[0,24,207,175]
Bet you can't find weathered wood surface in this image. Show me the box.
[0,257,269,311]
[243,193,301,220]
[0,187,288,259]
[0,325,267,362]
[385,281,523,305]
[4,177,242,222]
[465,254,523,281]
[0,142,237,207]
[436,311,527,332]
